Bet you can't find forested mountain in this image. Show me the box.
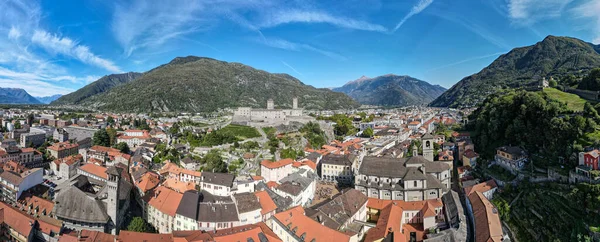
[430,36,600,107]
[333,74,446,106]
[35,94,62,104]
[0,88,41,104]
[51,72,142,105]
[59,57,359,112]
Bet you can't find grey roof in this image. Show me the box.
[321,154,353,166]
[53,186,110,224]
[404,167,428,181]
[306,152,321,162]
[197,203,239,222]
[425,161,451,173]
[405,156,428,165]
[426,174,445,189]
[234,193,261,213]
[359,157,407,178]
[306,189,368,230]
[181,157,197,165]
[277,171,315,196]
[131,166,148,181]
[177,190,200,219]
[202,172,234,187]
[422,133,435,140]
[497,146,526,157]
[0,171,24,185]
[106,166,120,176]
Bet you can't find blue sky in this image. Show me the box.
[1,0,599,97]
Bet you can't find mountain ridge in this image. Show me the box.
[0,88,42,104]
[430,35,600,107]
[56,57,360,112]
[52,72,143,105]
[333,74,446,106]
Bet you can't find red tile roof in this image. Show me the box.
[117,231,173,242]
[261,158,294,169]
[147,186,184,217]
[255,191,277,215]
[79,163,108,179]
[464,179,498,196]
[274,206,352,242]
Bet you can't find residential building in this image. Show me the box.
[579,149,600,170]
[319,154,356,184]
[464,179,498,201]
[0,161,43,204]
[0,201,62,242]
[199,172,234,197]
[305,189,368,232]
[260,158,293,183]
[495,146,528,171]
[272,170,316,207]
[48,141,79,159]
[20,132,46,148]
[234,192,264,226]
[174,190,239,232]
[0,145,44,168]
[463,149,479,167]
[117,129,151,148]
[146,186,184,234]
[53,128,69,142]
[466,191,505,242]
[270,206,358,242]
[50,154,82,179]
[354,155,450,201]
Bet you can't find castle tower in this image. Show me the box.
[106,166,121,235]
[293,97,298,109]
[422,133,435,162]
[267,99,274,110]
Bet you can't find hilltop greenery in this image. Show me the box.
[468,90,600,168]
[71,57,359,112]
[431,36,600,108]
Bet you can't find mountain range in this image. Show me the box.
[430,35,600,107]
[52,57,360,112]
[35,94,63,104]
[0,88,42,104]
[333,75,446,106]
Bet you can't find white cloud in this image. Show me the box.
[572,0,600,44]
[31,30,121,73]
[8,26,21,40]
[393,0,434,32]
[507,0,573,25]
[428,52,505,72]
[0,78,74,96]
[260,10,387,32]
[281,61,303,76]
[111,0,205,57]
[260,37,347,61]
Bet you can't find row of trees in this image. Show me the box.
[92,128,130,153]
[300,122,326,149]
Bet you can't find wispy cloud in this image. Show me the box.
[430,11,510,50]
[428,52,505,72]
[111,0,205,57]
[393,0,434,32]
[281,61,303,76]
[572,0,600,44]
[260,37,347,61]
[507,0,573,25]
[260,10,387,32]
[31,30,121,73]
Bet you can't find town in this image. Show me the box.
[0,97,503,242]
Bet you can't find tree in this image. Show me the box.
[107,128,117,146]
[93,129,110,147]
[115,142,130,154]
[127,217,154,233]
[106,116,115,125]
[202,150,227,173]
[578,68,600,91]
[280,148,299,160]
[361,127,374,138]
[14,122,21,129]
[549,79,558,88]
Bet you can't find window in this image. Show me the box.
[414,181,417,187]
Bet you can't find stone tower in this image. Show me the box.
[293,97,298,109]
[422,133,434,162]
[267,99,274,110]
[106,166,121,235]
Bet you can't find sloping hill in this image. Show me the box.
[430,36,600,107]
[333,74,446,106]
[51,72,142,105]
[70,57,359,112]
[0,88,41,104]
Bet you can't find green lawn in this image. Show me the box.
[218,124,261,139]
[262,127,277,137]
[543,87,587,111]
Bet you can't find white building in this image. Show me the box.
[232,97,304,124]
[260,159,293,183]
[199,172,234,197]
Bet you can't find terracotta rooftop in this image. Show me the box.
[464,179,498,196]
[136,172,160,193]
[261,158,294,169]
[147,186,184,217]
[273,206,352,242]
[78,163,108,179]
[469,191,503,242]
[255,190,277,215]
